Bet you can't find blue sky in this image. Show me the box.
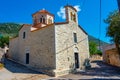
[0,0,118,43]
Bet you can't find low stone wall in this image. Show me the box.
[0,48,4,62]
[90,55,102,61]
[105,49,120,67]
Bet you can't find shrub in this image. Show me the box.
[97,50,102,56]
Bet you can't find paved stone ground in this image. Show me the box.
[45,60,120,80]
[0,59,50,80]
[0,59,120,80]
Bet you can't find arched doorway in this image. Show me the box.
[74,47,79,68]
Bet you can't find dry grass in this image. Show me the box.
[0,63,4,69]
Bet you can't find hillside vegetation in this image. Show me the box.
[0,23,22,38]
[88,35,109,46]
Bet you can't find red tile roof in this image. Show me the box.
[33,23,46,28]
[39,10,49,13]
[31,23,54,32]
[32,10,54,17]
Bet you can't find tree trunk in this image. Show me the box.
[115,43,120,55]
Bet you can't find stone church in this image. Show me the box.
[9,5,89,76]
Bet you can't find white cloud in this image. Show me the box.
[57,5,81,19]
[74,5,81,12]
[57,7,65,19]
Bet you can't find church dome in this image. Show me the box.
[32,9,54,17]
[39,10,49,13]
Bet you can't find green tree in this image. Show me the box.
[89,41,98,55]
[89,41,102,56]
[0,36,9,48]
[104,10,120,54]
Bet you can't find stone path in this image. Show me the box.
[0,59,50,80]
[45,60,120,80]
[0,59,120,80]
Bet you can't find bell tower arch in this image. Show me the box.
[65,5,78,24]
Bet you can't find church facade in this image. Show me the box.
[9,5,89,76]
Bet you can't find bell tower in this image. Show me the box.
[65,5,78,24]
[32,9,54,28]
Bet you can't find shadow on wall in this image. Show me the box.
[75,60,120,77]
[4,59,42,74]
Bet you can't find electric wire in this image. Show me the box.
[99,0,102,50]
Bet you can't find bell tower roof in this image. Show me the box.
[32,9,54,17]
[32,9,54,28]
[39,9,49,13]
[64,5,77,12]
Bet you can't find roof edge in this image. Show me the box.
[10,36,18,40]
[19,24,32,31]
[31,23,54,32]
[78,25,88,35]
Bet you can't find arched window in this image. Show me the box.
[48,18,52,24]
[70,12,73,20]
[40,18,42,23]
[40,15,45,24]
[23,32,26,39]
[34,17,37,25]
[70,12,76,22]
[73,14,76,22]
[43,18,45,24]
[73,33,77,43]
[34,19,37,25]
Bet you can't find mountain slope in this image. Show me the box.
[0,23,22,37]
[88,35,109,46]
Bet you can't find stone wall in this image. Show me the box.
[55,22,89,76]
[102,44,116,62]
[9,24,56,76]
[105,49,120,67]
[0,48,4,61]
[53,5,89,76]
[90,55,102,61]
[17,25,31,64]
[9,37,19,60]
[28,25,56,70]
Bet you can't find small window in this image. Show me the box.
[70,12,73,20]
[23,32,26,39]
[26,53,29,64]
[43,18,45,24]
[48,17,52,24]
[73,14,76,22]
[40,18,42,23]
[73,33,77,43]
[70,12,76,22]
[34,16,36,24]
[34,19,37,25]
